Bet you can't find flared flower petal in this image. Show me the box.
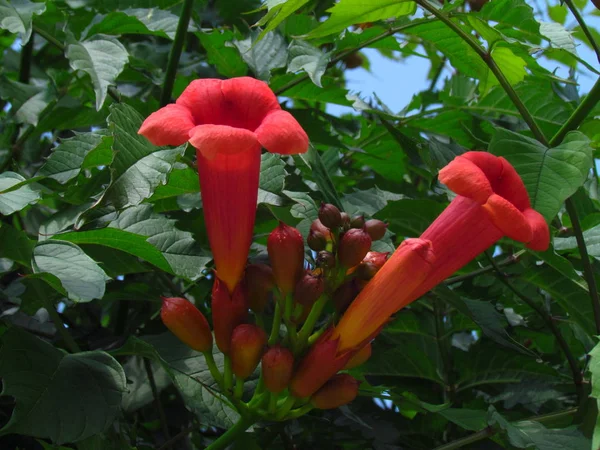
[189,124,259,160]
[221,77,281,130]
[176,78,226,126]
[138,104,195,146]
[256,110,309,155]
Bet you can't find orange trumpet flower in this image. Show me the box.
[139,77,309,293]
[291,152,550,398]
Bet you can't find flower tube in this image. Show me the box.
[291,152,550,398]
[139,77,309,293]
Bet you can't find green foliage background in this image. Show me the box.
[1,0,600,448]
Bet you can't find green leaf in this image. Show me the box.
[377,199,445,237]
[0,223,34,266]
[150,167,198,200]
[540,22,577,55]
[480,46,527,94]
[300,146,343,208]
[287,40,330,87]
[0,0,45,44]
[407,19,488,80]
[478,0,539,37]
[37,132,113,184]
[342,187,402,217]
[66,36,129,110]
[0,327,126,444]
[0,77,53,125]
[0,171,41,215]
[232,30,287,81]
[259,152,286,194]
[305,0,416,39]
[197,30,248,78]
[255,0,311,42]
[32,240,110,302]
[490,129,593,221]
[554,224,600,260]
[105,103,186,209]
[86,8,195,40]
[438,408,488,431]
[109,204,211,280]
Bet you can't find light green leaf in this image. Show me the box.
[150,167,198,201]
[480,46,527,94]
[554,224,600,260]
[109,204,210,280]
[490,129,593,221]
[0,172,41,215]
[32,240,110,302]
[260,152,286,194]
[66,36,129,110]
[232,30,287,81]
[197,30,247,78]
[37,132,113,184]
[540,22,577,55]
[287,40,330,87]
[377,199,445,237]
[305,0,416,39]
[478,0,539,36]
[0,77,53,126]
[255,0,311,42]
[0,327,126,444]
[0,0,45,44]
[106,103,186,209]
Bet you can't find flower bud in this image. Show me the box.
[318,203,342,229]
[230,324,267,379]
[354,262,378,280]
[262,346,294,393]
[343,343,372,369]
[310,218,333,238]
[161,297,213,353]
[294,272,325,308]
[307,229,327,252]
[317,251,336,269]
[245,263,274,313]
[211,278,248,354]
[350,215,365,229]
[364,219,387,241]
[338,228,372,268]
[311,374,360,409]
[340,212,350,228]
[363,251,389,268]
[268,222,305,295]
[332,279,360,313]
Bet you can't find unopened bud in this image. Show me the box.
[340,212,350,229]
[230,324,267,379]
[350,215,365,229]
[311,374,359,409]
[354,262,378,280]
[364,219,387,241]
[211,278,248,354]
[338,228,372,268]
[332,279,360,313]
[161,297,213,353]
[294,272,325,308]
[262,346,294,393]
[245,263,274,313]
[317,251,336,269]
[307,229,327,252]
[344,343,372,370]
[268,221,305,295]
[318,203,342,229]
[363,251,389,269]
[310,218,332,238]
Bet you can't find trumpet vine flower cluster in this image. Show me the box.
[139,77,550,434]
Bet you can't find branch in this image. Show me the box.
[444,251,523,285]
[160,0,195,106]
[19,33,34,83]
[415,0,548,144]
[564,200,600,334]
[205,415,256,450]
[563,0,600,63]
[484,252,585,404]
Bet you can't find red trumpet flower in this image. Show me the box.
[291,152,550,397]
[139,77,309,293]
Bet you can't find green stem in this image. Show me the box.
[273,20,430,96]
[444,251,523,285]
[275,396,296,420]
[268,300,282,346]
[223,356,233,394]
[160,0,194,106]
[415,0,547,144]
[296,294,328,352]
[267,392,278,415]
[563,0,600,64]
[203,351,224,388]
[205,415,256,450]
[564,199,600,335]
[19,33,34,83]
[41,298,81,353]
[549,77,600,146]
[234,377,244,399]
[286,403,314,420]
[255,313,265,330]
